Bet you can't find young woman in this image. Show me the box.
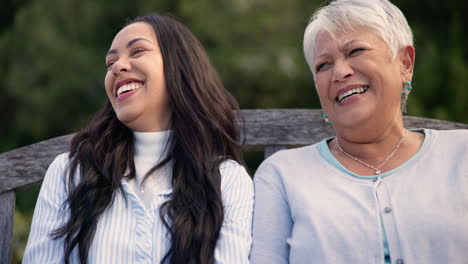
[23,14,253,264]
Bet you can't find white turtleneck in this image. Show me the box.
[126,130,172,209]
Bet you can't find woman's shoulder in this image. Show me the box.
[36,153,72,204]
[42,152,72,184]
[427,129,468,148]
[258,143,320,171]
[47,153,70,173]
[52,152,71,164]
[219,159,253,192]
[433,128,468,138]
[253,143,322,184]
[219,159,244,171]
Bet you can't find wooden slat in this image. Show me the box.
[402,116,468,130]
[1,109,468,193]
[240,109,468,145]
[0,191,15,264]
[0,134,73,194]
[240,109,335,146]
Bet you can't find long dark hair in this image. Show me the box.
[51,14,244,264]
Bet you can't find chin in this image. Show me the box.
[335,114,369,129]
[116,111,140,126]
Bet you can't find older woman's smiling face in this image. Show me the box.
[312,27,413,130]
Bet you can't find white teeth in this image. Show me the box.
[337,86,368,102]
[116,82,143,97]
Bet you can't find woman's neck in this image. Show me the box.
[330,125,424,176]
[336,124,407,159]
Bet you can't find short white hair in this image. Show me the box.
[303,0,413,72]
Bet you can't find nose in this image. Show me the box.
[332,60,353,82]
[112,58,131,75]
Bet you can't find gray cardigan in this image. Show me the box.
[250,129,468,264]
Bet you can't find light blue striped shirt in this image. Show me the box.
[23,131,254,263]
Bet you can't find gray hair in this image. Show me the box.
[303,0,413,72]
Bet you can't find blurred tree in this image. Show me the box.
[394,0,468,122]
[177,0,321,109]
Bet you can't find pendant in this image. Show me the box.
[375,170,381,175]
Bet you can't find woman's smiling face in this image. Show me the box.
[104,22,170,132]
[312,27,412,130]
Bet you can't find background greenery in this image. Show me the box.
[2,0,467,262]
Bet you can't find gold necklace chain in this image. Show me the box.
[336,132,407,175]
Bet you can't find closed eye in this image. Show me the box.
[349,48,365,56]
[316,62,331,73]
[106,61,115,69]
[131,48,146,56]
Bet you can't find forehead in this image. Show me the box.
[313,27,386,61]
[110,22,157,48]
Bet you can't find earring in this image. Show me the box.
[402,81,413,95]
[405,81,413,92]
[401,81,412,114]
[322,113,332,124]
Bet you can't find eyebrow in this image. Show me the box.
[342,40,360,50]
[315,40,361,61]
[106,38,152,56]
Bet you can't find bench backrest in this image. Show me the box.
[1,109,467,263]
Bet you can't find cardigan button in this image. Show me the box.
[395,259,404,264]
[384,207,392,213]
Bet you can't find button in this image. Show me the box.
[373,177,379,182]
[395,259,404,264]
[384,207,392,213]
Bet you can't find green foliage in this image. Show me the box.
[2,0,468,262]
[394,0,468,123]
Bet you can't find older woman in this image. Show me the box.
[250,0,468,264]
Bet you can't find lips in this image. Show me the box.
[336,85,369,103]
[116,82,144,97]
[114,78,144,97]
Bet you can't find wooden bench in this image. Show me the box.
[1,109,467,263]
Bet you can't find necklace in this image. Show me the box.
[336,132,407,175]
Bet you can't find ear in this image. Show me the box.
[399,45,415,81]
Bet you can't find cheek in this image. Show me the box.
[104,72,114,98]
[314,78,329,101]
